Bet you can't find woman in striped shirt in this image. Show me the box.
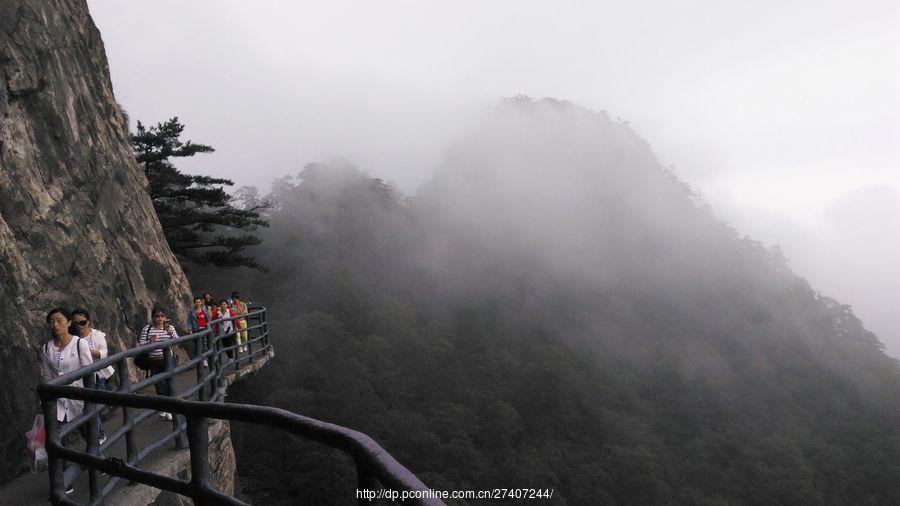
[137,307,179,420]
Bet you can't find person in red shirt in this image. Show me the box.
[187,296,211,366]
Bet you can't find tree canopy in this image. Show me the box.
[131,117,269,270]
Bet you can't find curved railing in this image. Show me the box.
[36,307,440,505]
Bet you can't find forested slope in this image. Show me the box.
[196,98,900,505]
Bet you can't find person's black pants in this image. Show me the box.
[193,327,209,358]
[222,334,236,360]
[149,360,173,397]
[59,416,91,479]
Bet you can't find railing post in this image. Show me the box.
[82,373,100,502]
[41,398,65,503]
[248,312,256,365]
[214,333,226,391]
[164,347,189,449]
[117,358,138,465]
[186,415,213,505]
[197,332,208,402]
[262,309,270,349]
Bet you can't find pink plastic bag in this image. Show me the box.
[25,414,47,472]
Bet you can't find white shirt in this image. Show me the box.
[213,310,235,336]
[41,336,94,422]
[85,328,115,379]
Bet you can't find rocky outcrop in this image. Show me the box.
[0,0,192,482]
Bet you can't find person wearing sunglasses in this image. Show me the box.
[137,307,179,420]
[187,296,212,367]
[70,308,114,445]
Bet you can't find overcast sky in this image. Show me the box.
[87,0,899,356]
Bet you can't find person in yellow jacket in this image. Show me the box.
[230,291,249,353]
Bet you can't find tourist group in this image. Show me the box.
[38,291,251,494]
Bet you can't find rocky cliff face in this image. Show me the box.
[0,0,192,482]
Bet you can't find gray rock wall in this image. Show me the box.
[0,0,192,482]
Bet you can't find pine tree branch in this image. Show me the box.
[132,116,268,270]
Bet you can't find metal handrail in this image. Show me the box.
[36,306,439,505]
[39,388,441,506]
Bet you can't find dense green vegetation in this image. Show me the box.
[194,99,900,505]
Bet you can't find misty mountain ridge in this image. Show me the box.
[419,97,750,290]
[199,97,900,504]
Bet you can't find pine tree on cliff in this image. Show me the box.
[131,117,269,270]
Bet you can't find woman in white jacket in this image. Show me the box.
[41,307,94,430]
[41,307,94,424]
[71,308,113,445]
[40,307,94,496]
